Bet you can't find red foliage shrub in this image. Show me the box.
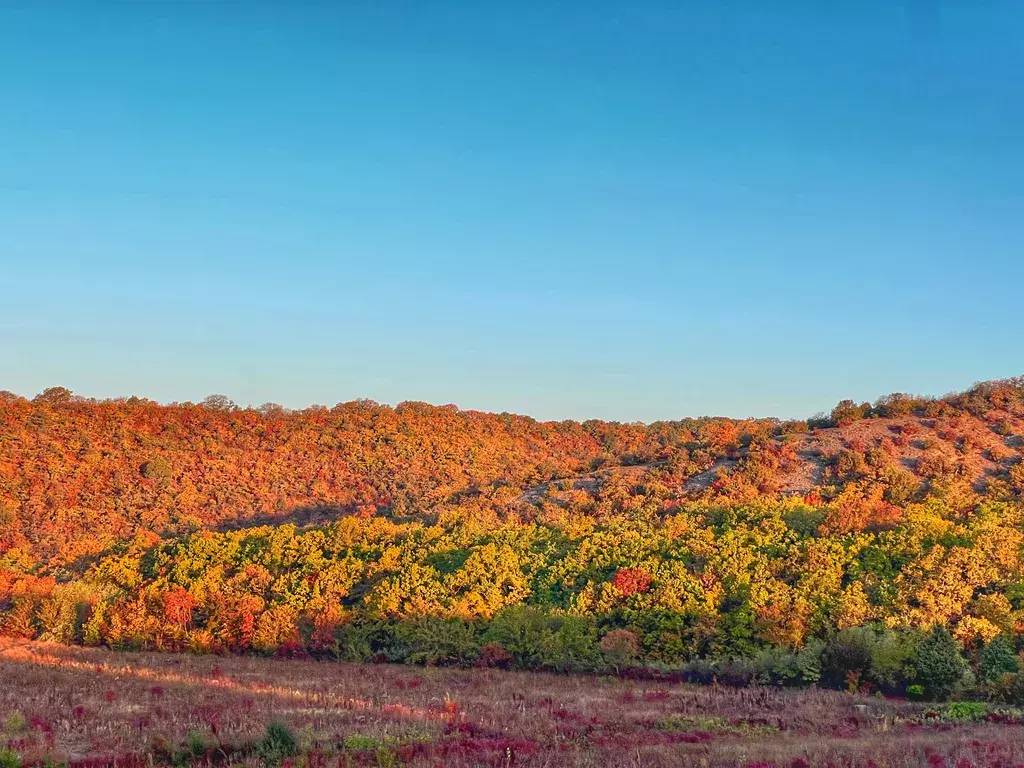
[600,629,640,670]
[476,641,513,669]
[273,641,308,659]
[553,708,599,726]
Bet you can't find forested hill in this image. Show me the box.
[0,387,726,569]
[3,379,1024,696]
[1,378,1022,573]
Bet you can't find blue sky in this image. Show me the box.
[1,2,1021,422]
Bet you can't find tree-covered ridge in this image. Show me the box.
[2,378,1024,700]
[0,388,708,569]
[2,377,1022,573]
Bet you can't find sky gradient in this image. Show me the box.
[1,2,1022,422]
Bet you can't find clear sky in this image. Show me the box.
[1,2,1021,422]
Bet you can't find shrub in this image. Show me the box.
[335,622,407,664]
[979,635,1020,684]
[794,639,824,684]
[867,629,919,693]
[716,656,757,687]
[917,451,959,481]
[483,606,555,669]
[332,622,373,662]
[778,420,809,435]
[546,615,600,672]
[273,641,308,660]
[0,748,20,768]
[916,627,968,700]
[995,671,1024,705]
[752,646,797,686]
[257,721,298,766]
[2,712,26,733]
[1009,462,1024,495]
[343,734,382,750]
[946,701,989,721]
[752,641,823,686]
[395,618,478,666]
[681,658,717,685]
[140,457,173,481]
[881,467,920,505]
[831,400,871,426]
[822,628,874,687]
[782,508,827,537]
[834,449,867,480]
[187,730,215,757]
[600,629,640,672]
[476,641,513,669]
[622,608,691,665]
[874,393,917,418]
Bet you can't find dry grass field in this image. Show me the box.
[3,639,1024,767]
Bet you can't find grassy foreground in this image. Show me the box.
[3,640,1024,767]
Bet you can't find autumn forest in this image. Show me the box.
[3,378,1024,705]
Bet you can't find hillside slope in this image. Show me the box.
[1,379,1023,571]
[2,379,1024,698]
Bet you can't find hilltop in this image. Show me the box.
[2,379,1022,571]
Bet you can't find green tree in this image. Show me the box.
[867,629,919,693]
[916,627,968,700]
[546,615,600,671]
[978,634,1020,684]
[821,627,875,688]
[482,606,554,668]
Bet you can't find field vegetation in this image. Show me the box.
[4,639,1024,768]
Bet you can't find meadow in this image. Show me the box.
[3,639,1024,768]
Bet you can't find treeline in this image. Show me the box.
[3,495,1024,700]
[818,378,1024,427]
